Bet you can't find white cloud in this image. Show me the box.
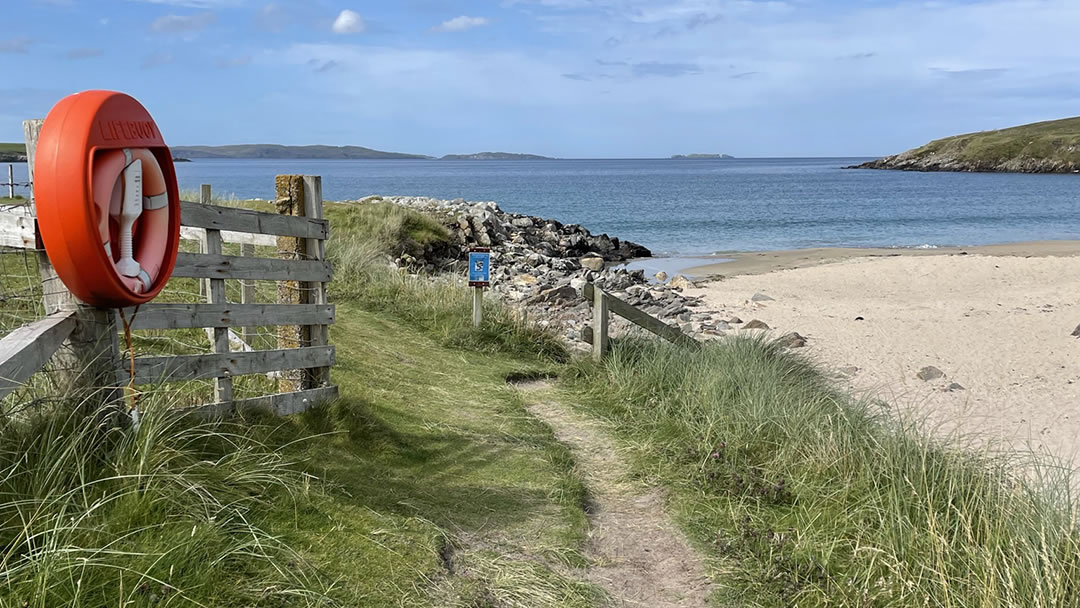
[433,16,491,33]
[332,9,366,34]
[150,12,217,32]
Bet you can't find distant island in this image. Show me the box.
[169,144,431,160]
[440,152,556,160]
[853,116,1080,173]
[671,154,734,160]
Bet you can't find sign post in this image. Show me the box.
[468,247,491,327]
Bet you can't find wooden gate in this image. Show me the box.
[0,119,337,417]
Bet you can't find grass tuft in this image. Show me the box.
[0,397,332,607]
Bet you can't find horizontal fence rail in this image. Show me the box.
[172,252,334,282]
[0,310,76,401]
[179,200,328,239]
[125,345,336,386]
[194,386,339,418]
[126,303,335,331]
[583,282,699,360]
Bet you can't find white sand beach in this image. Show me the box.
[684,243,1080,470]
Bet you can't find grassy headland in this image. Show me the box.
[857,116,1080,173]
[0,143,26,162]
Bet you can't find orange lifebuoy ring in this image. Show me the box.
[34,91,181,308]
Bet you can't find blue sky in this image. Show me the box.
[2,0,1079,157]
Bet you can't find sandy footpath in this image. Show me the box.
[683,243,1080,471]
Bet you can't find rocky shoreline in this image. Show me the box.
[852,154,1080,173]
[351,195,789,350]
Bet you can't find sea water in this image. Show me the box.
[10,158,1080,254]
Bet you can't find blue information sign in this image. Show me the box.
[468,248,491,286]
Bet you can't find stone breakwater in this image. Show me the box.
[352,195,773,348]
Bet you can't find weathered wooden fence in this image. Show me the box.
[583,282,699,360]
[0,119,337,417]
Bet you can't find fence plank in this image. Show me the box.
[0,310,77,401]
[192,385,339,418]
[180,200,328,239]
[128,303,335,330]
[127,345,335,385]
[172,252,332,281]
[583,283,699,349]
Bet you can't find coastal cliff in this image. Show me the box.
[854,116,1080,173]
[0,143,26,162]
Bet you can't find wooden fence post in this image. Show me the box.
[201,184,233,407]
[24,119,121,407]
[7,164,13,198]
[301,176,330,389]
[275,175,330,392]
[592,283,609,360]
[240,243,256,345]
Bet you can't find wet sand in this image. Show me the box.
[685,240,1080,278]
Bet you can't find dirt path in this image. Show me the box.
[515,381,712,607]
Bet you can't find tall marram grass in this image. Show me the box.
[0,398,331,607]
[566,336,1080,607]
[325,201,567,362]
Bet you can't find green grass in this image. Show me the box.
[324,200,567,361]
[0,196,597,606]
[563,337,1080,607]
[902,116,1080,167]
[0,144,25,155]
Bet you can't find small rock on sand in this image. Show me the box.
[777,332,807,348]
[917,366,946,381]
[669,274,695,290]
[838,366,860,377]
[1072,324,1080,337]
[655,271,669,282]
[946,382,966,392]
[727,316,743,324]
[744,319,771,330]
[751,293,775,302]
